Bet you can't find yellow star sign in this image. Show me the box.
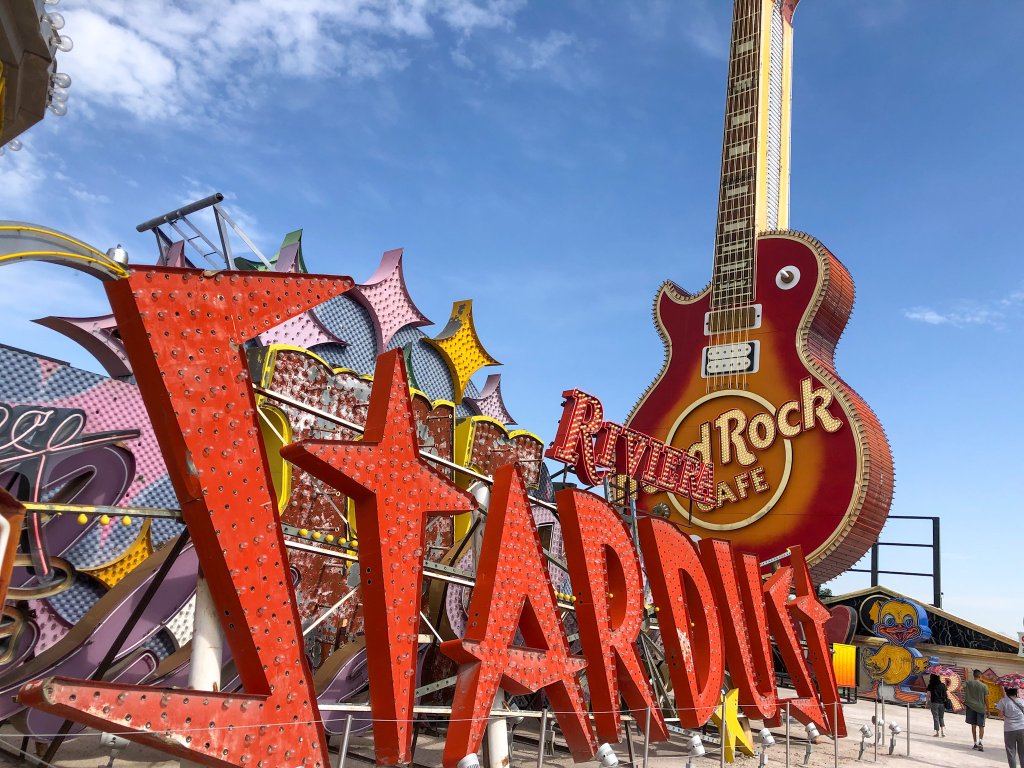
[425,300,500,403]
[712,688,755,763]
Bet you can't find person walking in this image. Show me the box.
[927,673,948,737]
[996,687,1024,768]
[966,669,989,751]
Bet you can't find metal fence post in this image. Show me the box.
[338,714,353,768]
[873,698,878,762]
[720,692,727,768]
[536,709,548,768]
[834,701,839,767]
[906,703,911,756]
[786,701,791,768]
[643,707,651,767]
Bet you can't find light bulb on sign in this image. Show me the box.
[8,140,22,151]
[49,102,68,116]
[45,12,65,29]
[56,34,73,52]
[50,88,68,103]
[51,72,72,88]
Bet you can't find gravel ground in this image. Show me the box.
[0,692,1009,767]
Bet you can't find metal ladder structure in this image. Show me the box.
[135,192,273,270]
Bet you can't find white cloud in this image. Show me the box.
[61,0,531,123]
[905,288,1024,330]
[0,149,48,217]
[627,0,726,60]
[493,31,590,88]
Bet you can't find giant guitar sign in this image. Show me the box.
[625,0,893,583]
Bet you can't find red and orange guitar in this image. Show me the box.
[626,0,893,583]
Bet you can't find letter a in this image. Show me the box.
[441,464,595,767]
[558,488,669,744]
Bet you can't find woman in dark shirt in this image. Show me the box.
[927,673,948,736]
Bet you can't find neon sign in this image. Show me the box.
[546,389,716,505]
[18,267,845,768]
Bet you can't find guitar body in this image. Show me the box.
[626,231,893,583]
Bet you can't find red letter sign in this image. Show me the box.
[20,267,352,768]
[787,546,847,737]
[558,489,668,744]
[763,561,829,733]
[637,519,724,727]
[698,540,778,721]
[545,389,607,485]
[441,464,595,767]
[282,349,477,765]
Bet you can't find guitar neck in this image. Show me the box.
[711,0,800,311]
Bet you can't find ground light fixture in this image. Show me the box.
[803,723,819,765]
[858,723,873,760]
[874,718,885,745]
[759,728,775,767]
[456,754,480,768]
[596,742,619,767]
[686,734,705,768]
[888,721,902,755]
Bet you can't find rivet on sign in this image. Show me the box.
[99,514,111,526]
[77,513,88,525]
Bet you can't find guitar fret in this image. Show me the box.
[716,261,750,275]
[728,142,751,157]
[718,240,751,255]
[730,76,754,93]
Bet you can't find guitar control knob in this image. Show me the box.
[776,265,801,290]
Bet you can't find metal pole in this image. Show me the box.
[720,691,727,768]
[338,714,353,768]
[870,543,879,587]
[786,701,791,768]
[932,517,942,608]
[624,721,636,767]
[643,707,651,767]
[906,703,911,756]
[873,698,878,762]
[485,690,510,768]
[536,709,548,768]
[834,701,839,767]
[181,572,225,768]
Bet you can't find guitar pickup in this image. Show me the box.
[701,341,760,377]
[704,304,761,335]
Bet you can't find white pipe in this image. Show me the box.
[484,680,509,768]
[180,574,224,768]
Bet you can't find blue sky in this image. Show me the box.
[2,1,1022,638]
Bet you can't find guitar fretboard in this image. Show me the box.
[710,0,796,312]
[711,0,763,310]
